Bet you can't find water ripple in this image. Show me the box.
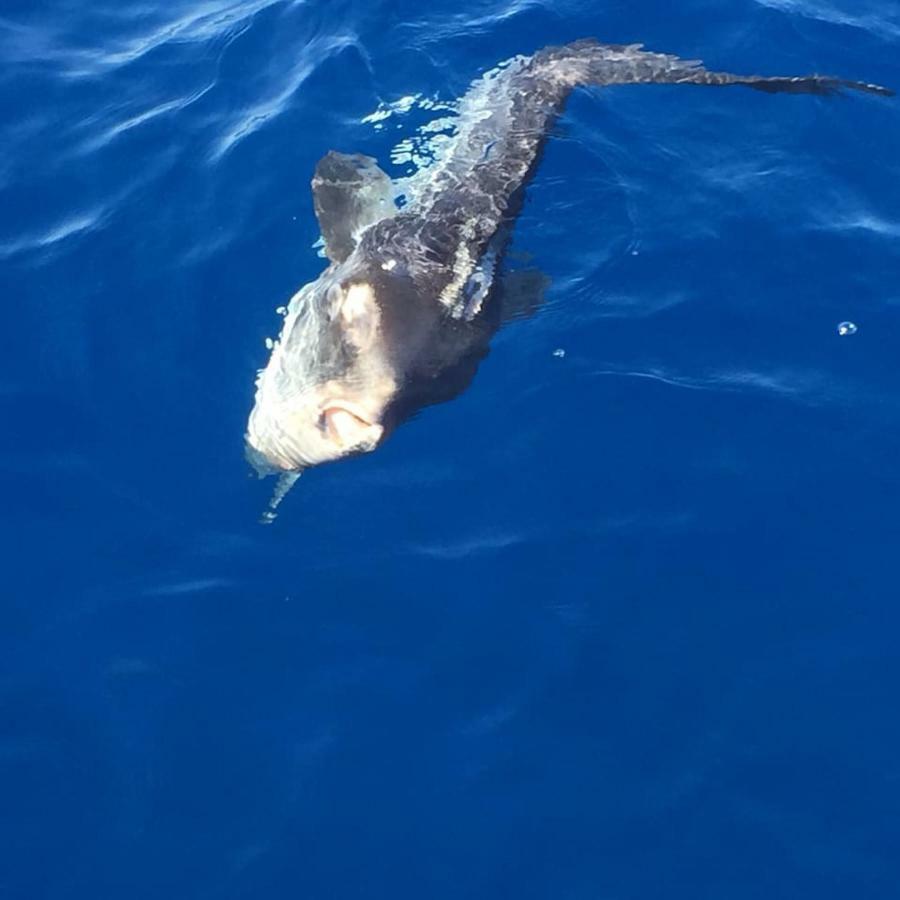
[589,365,823,402]
[0,149,176,261]
[0,209,107,260]
[752,0,900,40]
[814,208,900,238]
[410,531,524,560]
[3,0,296,78]
[142,577,234,597]
[78,83,216,154]
[399,0,568,46]
[208,32,360,161]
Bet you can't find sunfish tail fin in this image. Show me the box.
[536,39,894,98]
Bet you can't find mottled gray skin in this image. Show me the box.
[245,39,891,479]
[359,40,889,313]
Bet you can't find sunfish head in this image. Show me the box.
[245,262,403,474]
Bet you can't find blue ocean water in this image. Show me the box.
[3,0,900,897]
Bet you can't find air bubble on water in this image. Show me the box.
[837,321,858,336]
[553,348,566,358]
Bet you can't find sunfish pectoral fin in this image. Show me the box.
[311,151,396,263]
[499,269,551,324]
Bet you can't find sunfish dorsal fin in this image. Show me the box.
[311,151,396,263]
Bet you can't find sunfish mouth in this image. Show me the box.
[244,430,301,475]
[321,400,384,451]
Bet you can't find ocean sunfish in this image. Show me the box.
[245,39,891,509]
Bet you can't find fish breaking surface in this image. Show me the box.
[244,39,892,515]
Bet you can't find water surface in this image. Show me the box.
[2,1,899,897]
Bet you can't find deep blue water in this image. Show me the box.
[3,1,900,897]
